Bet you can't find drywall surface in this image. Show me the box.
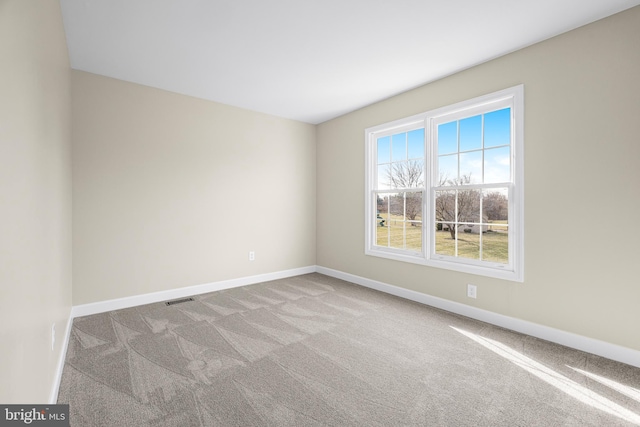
[72,71,316,304]
[317,7,640,351]
[0,0,72,402]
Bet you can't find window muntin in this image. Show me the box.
[374,126,424,254]
[375,128,425,190]
[375,191,423,253]
[365,85,523,282]
[433,107,512,266]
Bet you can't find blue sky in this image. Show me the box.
[376,107,511,188]
[377,128,424,164]
[438,107,511,184]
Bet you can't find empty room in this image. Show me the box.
[1,0,640,425]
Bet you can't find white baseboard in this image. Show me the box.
[316,266,640,369]
[50,266,315,402]
[49,312,74,404]
[52,263,639,403]
[71,266,316,318]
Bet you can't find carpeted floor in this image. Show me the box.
[57,273,640,426]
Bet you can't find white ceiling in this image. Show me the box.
[60,0,640,124]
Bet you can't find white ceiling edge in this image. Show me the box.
[60,0,640,124]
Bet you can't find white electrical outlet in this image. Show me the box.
[51,323,56,351]
[249,251,255,261]
[467,284,477,299]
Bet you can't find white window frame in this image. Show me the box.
[365,85,524,282]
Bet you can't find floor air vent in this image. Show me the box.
[165,297,194,306]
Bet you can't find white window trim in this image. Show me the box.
[365,85,524,282]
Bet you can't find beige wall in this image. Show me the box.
[0,1,72,402]
[317,7,640,351]
[1,0,637,404]
[72,71,316,305]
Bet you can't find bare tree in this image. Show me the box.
[435,174,480,239]
[387,160,424,189]
[386,161,423,224]
[483,192,508,221]
[386,193,422,225]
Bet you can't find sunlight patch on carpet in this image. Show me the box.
[451,326,640,425]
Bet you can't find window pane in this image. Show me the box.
[483,225,509,264]
[434,188,481,259]
[458,189,481,223]
[375,194,389,247]
[377,164,390,190]
[482,189,509,223]
[405,192,422,226]
[460,115,482,151]
[411,160,425,188]
[377,136,390,164]
[405,224,422,251]
[484,108,511,148]
[392,133,407,161]
[435,190,456,227]
[407,128,424,159]
[438,154,457,184]
[389,193,404,217]
[405,192,423,252]
[457,231,480,260]
[459,151,482,184]
[484,146,510,183]
[388,222,406,250]
[374,192,423,252]
[376,194,388,216]
[388,160,423,189]
[387,193,406,251]
[481,190,508,264]
[435,226,456,257]
[438,121,457,155]
[375,211,390,247]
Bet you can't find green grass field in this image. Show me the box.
[376,215,508,263]
[434,230,508,263]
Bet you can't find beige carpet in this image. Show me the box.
[57,273,640,426]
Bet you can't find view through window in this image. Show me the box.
[365,85,524,281]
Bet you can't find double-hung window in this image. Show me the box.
[365,85,524,281]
